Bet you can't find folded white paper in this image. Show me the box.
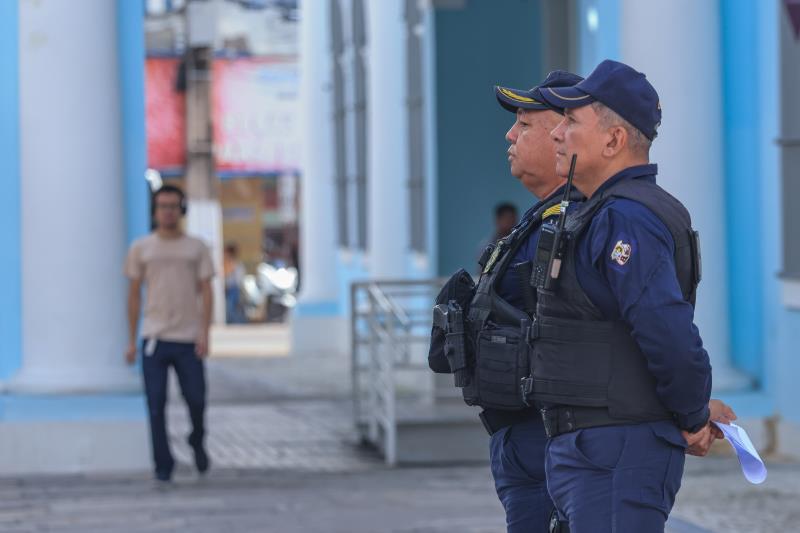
[712,422,767,484]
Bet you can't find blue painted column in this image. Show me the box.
[0,1,22,380]
[576,0,620,75]
[720,0,764,380]
[117,0,149,244]
[15,0,138,392]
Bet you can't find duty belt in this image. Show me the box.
[479,409,539,436]
[540,406,625,438]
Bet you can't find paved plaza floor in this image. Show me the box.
[0,325,796,532]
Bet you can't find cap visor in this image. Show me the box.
[495,86,550,113]
[539,86,595,110]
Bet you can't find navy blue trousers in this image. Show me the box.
[142,339,207,479]
[489,418,554,533]
[545,422,686,533]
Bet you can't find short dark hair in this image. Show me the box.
[495,202,517,219]
[153,184,185,204]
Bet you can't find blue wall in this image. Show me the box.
[118,0,150,245]
[576,0,620,75]
[0,2,21,380]
[434,0,542,276]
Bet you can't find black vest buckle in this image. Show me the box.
[526,317,540,342]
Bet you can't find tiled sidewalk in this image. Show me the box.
[167,400,381,473]
[0,324,794,533]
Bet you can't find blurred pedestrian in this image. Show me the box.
[223,242,246,324]
[476,203,518,267]
[124,184,213,484]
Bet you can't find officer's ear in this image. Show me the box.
[602,125,627,158]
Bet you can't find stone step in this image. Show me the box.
[359,399,490,464]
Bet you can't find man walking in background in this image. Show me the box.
[125,184,214,483]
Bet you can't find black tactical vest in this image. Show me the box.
[530,177,701,423]
[461,192,574,411]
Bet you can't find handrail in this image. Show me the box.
[350,278,447,465]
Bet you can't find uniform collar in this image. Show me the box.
[517,184,568,228]
[592,163,658,198]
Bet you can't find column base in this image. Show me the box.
[289,302,348,357]
[711,362,754,393]
[0,420,150,475]
[0,394,149,475]
[6,365,141,394]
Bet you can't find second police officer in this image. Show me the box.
[429,71,582,532]
[485,71,585,532]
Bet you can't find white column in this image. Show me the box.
[620,0,749,390]
[14,0,138,392]
[290,0,346,356]
[295,0,338,306]
[366,0,410,279]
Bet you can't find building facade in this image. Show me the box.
[1,0,799,474]
[293,0,800,453]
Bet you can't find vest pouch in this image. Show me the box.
[474,323,529,410]
[530,316,613,407]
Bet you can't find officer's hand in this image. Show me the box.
[709,398,737,425]
[125,342,137,365]
[682,424,715,457]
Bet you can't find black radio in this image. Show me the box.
[530,154,577,292]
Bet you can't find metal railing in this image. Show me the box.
[350,278,446,465]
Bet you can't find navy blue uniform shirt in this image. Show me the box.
[574,164,712,432]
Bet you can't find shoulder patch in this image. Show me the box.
[542,204,561,220]
[610,240,633,266]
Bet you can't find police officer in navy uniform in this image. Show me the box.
[466,70,583,533]
[482,71,581,533]
[524,59,730,531]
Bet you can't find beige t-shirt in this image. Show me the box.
[125,233,215,342]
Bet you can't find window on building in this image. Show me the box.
[331,0,349,247]
[406,0,426,252]
[330,0,368,251]
[352,0,368,250]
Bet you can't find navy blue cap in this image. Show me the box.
[539,59,661,140]
[495,70,584,114]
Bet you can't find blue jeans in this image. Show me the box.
[142,339,206,480]
[545,422,686,533]
[489,418,554,533]
[225,286,246,324]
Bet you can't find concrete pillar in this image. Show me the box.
[290,0,346,356]
[620,0,749,390]
[366,0,409,279]
[14,0,138,393]
[182,21,226,325]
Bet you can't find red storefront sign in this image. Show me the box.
[212,57,300,174]
[145,58,186,170]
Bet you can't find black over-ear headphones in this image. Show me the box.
[151,184,188,217]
